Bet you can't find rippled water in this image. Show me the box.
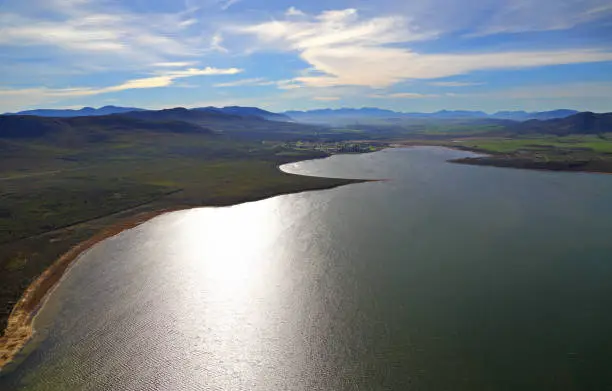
[2,147,612,390]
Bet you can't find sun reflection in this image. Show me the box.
[164,197,289,387]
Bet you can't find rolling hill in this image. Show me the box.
[0,114,212,142]
[492,109,579,121]
[0,107,326,144]
[198,106,292,121]
[510,112,612,135]
[117,108,325,140]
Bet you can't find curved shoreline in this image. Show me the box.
[0,163,375,372]
[0,208,178,371]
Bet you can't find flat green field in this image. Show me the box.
[456,134,612,154]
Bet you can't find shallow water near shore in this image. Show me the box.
[2,147,612,390]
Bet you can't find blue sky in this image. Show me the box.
[1,0,612,113]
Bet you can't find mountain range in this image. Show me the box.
[6,105,291,122]
[0,107,323,143]
[1,107,610,143]
[7,105,146,117]
[6,106,582,122]
[283,108,580,122]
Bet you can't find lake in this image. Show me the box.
[2,147,612,390]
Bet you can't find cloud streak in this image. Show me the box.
[467,0,612,36]
[385,0,612,37]
[234,8,612,88]
[312,96,341,101]
[214,78,269,87]
[369,92,437,99]
[429,81,483,87]
[0,67,243,108]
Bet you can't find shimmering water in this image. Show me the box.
[2,147,612,390]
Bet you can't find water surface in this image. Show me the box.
[2,147,612,390]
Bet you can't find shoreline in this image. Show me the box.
[0,208,178,371]
[0,161,375,372]
[448,156,612,175]
[393,142,612,175]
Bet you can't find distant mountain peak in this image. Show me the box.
[7,105,146,117]
[6,105,581,123]
[282,107,581,122]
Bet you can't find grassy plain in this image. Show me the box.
[395,134,612,173]
[455,134,612,153]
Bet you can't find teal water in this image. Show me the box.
[2,147,612,390]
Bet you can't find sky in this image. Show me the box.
[1,0,612,113]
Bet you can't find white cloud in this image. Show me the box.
[313,96,341,101]
[296,45,612,87]
[369,92,437,99]
[220,0,241,11]
[214,78,268,87]
[178,18,198,28]
[276,80,302,90]
[429,81,483,87]
[211,33,229,53]
[235,8,612,89]
[153,62,198,68]
[0,11,199,58]
[213,78,302,89]
[286,7,306,17]
[0,67,243,105]
[236,8,434,50]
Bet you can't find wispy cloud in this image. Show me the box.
[466,0,612,36]
[313,96,341,101]
[153,62,199,68]
[213,78,302,89]
[387,0,612,37]
[234,8,612,88]
[296,46,612,88]
[429,81,483,87]
[0,67,243,108]
[286,7,306,17]
[0,11,198,59]
[276,80,302,90]
[369,92,437,99]
[0,0,220,77]
[219,0,241,11]
[236,8,434,51]
[114,67,242,91]
[214,77,269,87]
[211,33,229,53]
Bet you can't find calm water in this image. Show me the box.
[2,147,612,390]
